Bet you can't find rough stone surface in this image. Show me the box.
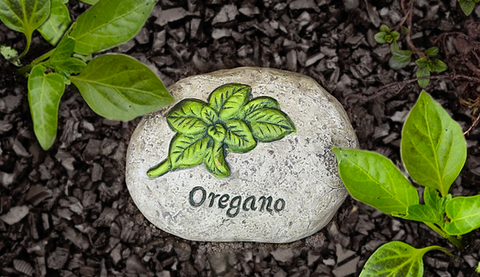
[126,67,358,243]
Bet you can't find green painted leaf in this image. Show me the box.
[166,100,208,135]
[416,67,430,88]
[28,65,65,150]
[245,108,296,142]
[360,241,447,277]
[204,139,230,178]
[333,148,419,215]
[70,54,174,121]
[38,0,71,45]
[224,119,256,153]
[169,134,209,170]
[458,0,477,15]
[401,91,467,197]
[208,83,251,120]
[207,123,226,143]
[445,194,480,235]
[147,159,171,178]
[70,0,156,55]
[200,106,218,125]
[0,0,50,57]
[239,96,280,119]
[47,35,86,83]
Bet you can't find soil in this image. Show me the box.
[1,0,480,276]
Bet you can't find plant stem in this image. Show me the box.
[425,222,464,248]
[17,49,55,76]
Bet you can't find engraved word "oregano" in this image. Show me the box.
[147,83,296,178]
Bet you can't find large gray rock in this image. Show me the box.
[126,67,358,243]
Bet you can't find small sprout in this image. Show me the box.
[374,24,400,44]
[414,51,447,88]
[389,46,412,69]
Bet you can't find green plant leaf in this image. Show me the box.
[0,0,50,57]
[444,194,480,235]
[458,0,477,15]
[379,24,390,33]
[360,241,448,277]
[201,106,219,125]
[70,0,156,55]
[38,0,70,45]
[169,134,209,170]
[401,26,409,35]
[224,119,256,153]
[424,47,439,57]
[401,91,467,197]
[80,0,98,4]
[404,204,441,224]
[245,108,296,142]
[207,123,226,143]
[208,83,251,121]
[415,57,428,68]
[70,54,174,120]
[239,96,280,119]
[389,48,412,69]
[166,100,208,136]
[374,32,387,44]
[333,148,419,215]
[27,64,65,150]
[203,138,230,178]
[416,67,430,88]
[47,35,86,83]
[431,59,447,73]
[0,45,20,65]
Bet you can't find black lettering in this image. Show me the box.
[242,196,257,211]
[208,192,221,207]
[189,186,206,207]
[274,198,285,212]
[258,196,273,212]
[218,194,230,208]
[227,196,242,217]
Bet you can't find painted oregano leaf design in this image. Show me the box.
[147,83,296,178]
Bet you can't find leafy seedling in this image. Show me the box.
[0,0,174,150]
[147,83,296,178]
[334,91,480,275]
[458,0,479,15]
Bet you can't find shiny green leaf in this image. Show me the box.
[401,91,467,197]
[204,139,230,178]
[360,241,448,277]
[169,134,209,170]
[0,0,50,57]
[70,0,156,55]
[431,59,447,73]
[166,100,207,135]
[245,108,296,142]
[38,0,70,45]
[403,188,448,225]
[333,148,419,215]
[224,119,256,153]
[416,67,430,88]
[379,24,390,33]
[445,194,480,235]
[374,32,387,44]
[208,83,251,120]
[80,0,98,4]
[70,54,174,120]
[27,64,65,150]
[239,96,279,119]
[389,48,412,69]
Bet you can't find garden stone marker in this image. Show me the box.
[126,67,358,243]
